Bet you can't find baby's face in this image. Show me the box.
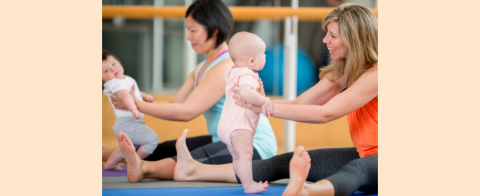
[251,41,266,71]
[102,55,124,83]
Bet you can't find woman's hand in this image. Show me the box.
[111,86,138,110]
[141,92,154,102]
[232,89,263,113]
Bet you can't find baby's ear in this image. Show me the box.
[248,56,255,65]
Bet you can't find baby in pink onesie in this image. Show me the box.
[217,32,273,194]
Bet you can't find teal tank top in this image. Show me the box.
[194,52,277,159]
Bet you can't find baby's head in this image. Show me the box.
[102,50,124,84]
[228,32,266,71]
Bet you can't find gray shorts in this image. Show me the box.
[113,117,158,157]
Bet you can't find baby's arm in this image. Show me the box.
[238,84,273,117]
[115,90,141,119]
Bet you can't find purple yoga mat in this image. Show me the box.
[102,165,127,177]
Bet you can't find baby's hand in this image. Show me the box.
[132,109,141,119]
[261,97,273,117]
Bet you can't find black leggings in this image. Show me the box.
[172,141,262,164]
[239,147,377,196]
[143,135,262,164]
[143,135,212,161]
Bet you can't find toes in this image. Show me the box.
[123,134,132,145]
[117,132,123,143]
[182,129,189,136]
[293,146,305,156]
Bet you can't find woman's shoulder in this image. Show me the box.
[365,63,378,74]
[207,57,234,74]
[216,57,234,67]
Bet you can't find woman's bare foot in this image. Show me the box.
[282,146,311,196]
[117,132,144,183]
[173,129,199,181]
[243,181,269,194]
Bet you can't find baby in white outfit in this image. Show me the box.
[102,51,158,170]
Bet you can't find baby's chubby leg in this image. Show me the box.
[136,146,151,160]
[230,130,269,193]
[104,149,124,170]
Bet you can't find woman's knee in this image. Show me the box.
[341,155,377,178]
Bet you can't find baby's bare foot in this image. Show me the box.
[282,146,311,196]
[243,181,269,194]
[117,132,144,183]
[104,164,123,171]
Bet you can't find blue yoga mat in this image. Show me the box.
[102,186,378,196]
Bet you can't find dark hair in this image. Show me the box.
[102,50,120,63]
[186,0,233,49]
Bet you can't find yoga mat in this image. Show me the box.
[102,165,127,177]
[103,186,286,196]
[102,186,378,196]
[102,177,289,189]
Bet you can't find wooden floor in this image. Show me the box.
[102,94,353,156]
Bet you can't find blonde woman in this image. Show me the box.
[162,3,379,195]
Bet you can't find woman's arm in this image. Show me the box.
[272,66,378,124]
[170,66,197,103]
[132,59,232,121]
[233,72,344,109]
[281,73,346,105]
[140,92,153,102]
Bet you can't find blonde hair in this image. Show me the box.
[319,3,378,87]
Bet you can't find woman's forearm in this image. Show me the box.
[272,99,295,104]
[272,103,331,124]
[135,100,194,121]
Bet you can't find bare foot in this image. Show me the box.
[117,132,144,183]
[104,164,123,171]
[173,129,198,181]
[282,146,311,196]
[244,181,269,194]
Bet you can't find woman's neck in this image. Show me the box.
[205,42,228,62]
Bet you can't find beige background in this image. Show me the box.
[2,0,480,195]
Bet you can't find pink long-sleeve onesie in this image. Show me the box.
[217,66,261,147]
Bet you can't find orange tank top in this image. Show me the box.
[347,98,378,158]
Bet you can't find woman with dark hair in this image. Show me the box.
[140,3,378,196]
[105,0,277,182]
